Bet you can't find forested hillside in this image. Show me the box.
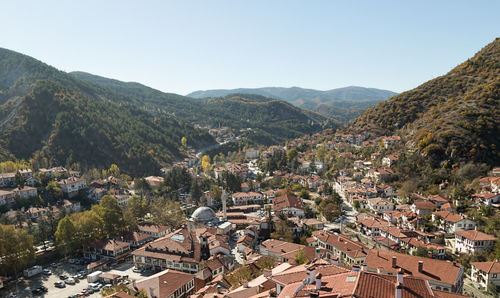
[0,48,215,175]
[348,38,500,165]
[71,72,338,145]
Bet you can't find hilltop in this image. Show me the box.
[187,86,396,123]
[348,38,500,165]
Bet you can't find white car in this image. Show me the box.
[65,277,76,285]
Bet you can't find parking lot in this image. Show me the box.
[1,260,158,298]
[2,262,100,298]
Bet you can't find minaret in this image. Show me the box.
[222,188,227,220]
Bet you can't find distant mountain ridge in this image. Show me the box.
[187,86,396,123]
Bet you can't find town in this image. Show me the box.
[1,128,499,298]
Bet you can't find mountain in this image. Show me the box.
[187,86,397,122]
[71,72,338,145]
[0,47,215,175]
[349,38,500,165]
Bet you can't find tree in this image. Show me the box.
[299,189,310,200]
[92,195,125,237]
[55,216,77,256]
[321,203,341,222]
[181,136,187,149]
[0,224,35,276]
[100,283,148,298]
[126,195,149,220]
[190,181,202,204]
[414,247,428,257]
[71,210,104,244]
[134,178,151,198]
[271,217,294,242]
[150,199,185,228]
[14,171,24,188]
[294,250,308,265]
[201,155,211,173]
[108,164,120,177]
[46,181,62,200]
[353,200,360,210]
[287,148,298,163]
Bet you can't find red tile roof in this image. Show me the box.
[135,269,194,297]
[273,194,304,211]
[455,230,496,241]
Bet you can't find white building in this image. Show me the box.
[471,260,500,290]
[454,230,496,254]
[231,192,263,205]
[58,177,87,198]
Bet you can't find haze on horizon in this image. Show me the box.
[1,0,499,95]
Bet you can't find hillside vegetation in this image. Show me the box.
[349,38,500,165]
[71,72,337,145]
[0,48,215,175]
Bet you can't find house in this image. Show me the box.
[132,228,203,273]
[0,173,15,187]
[367,169,394,182]
[117,231,153,248]
[400,238,447,259]
[382,135,401,148]
[60,199,81,213]
[356,218,391,238]
[302,218,324,230]
[231,192,263,205]
[432,211,476,233]
[312,230,368,266]
[12,186,37,200]
[144,176,164,188]
[58,177,87,198]
[213,167,225,180]
[0,190,15,206]
[245,148,259,159]
[138,224,171,238]
[365,249,464,293]
[83,239,131,261]
[472,193,500,206]
[411,201,436,216]
[470,260,500,290]
[382,155,398,167]
[273,194,305,218]
[134,269,195,298]
[278,268,465,298]
[454,230,496,254]
[259,239,315,264]
[367,197,395,214]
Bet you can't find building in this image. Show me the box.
[231,192,263,205]
[312,230,367,266]
[0,190,15,206]
[58,177,87,198]
[11,186,38,200]
[83,239,131,261]
[259,239,315,264]
[411,201,436,216]
[273,194,305,218]
[365,249,464,293]
[454,230,496,254]
[470,260,500,290]
[132,228,203,273]
[278,268,467,298]
[432,211,476,233]
[138,224,171,239]
[134,269,195,298]
[245,148,259,159]
[0,172,15,187]
[367,197,395,214]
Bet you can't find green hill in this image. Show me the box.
[0,47,215,175]
[348,38,500,165]
[71,72,338,145]
[187,86,396,123]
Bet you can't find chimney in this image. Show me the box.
[418,261,423,272]
[361,263,367,271]
[306,265,316,283]
[243,280,249,288]
[263,268,272,278]
[392,256,397,268]
[315,273,322,291]
[397,268,403,284]
[395,282,402,298]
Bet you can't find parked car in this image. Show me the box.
[43,268,52,275]
[59,274,68,280]
[54,281,66,288]
[66,277,76,285]
[133,267,142,273]
[32,288,43,295]
[51,263,57,268]
[39,286,48,292]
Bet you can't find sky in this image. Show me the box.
[1,1,499,95]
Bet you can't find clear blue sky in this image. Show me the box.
[1,0,499,95]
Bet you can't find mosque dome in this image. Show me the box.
[191,206,217,223]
